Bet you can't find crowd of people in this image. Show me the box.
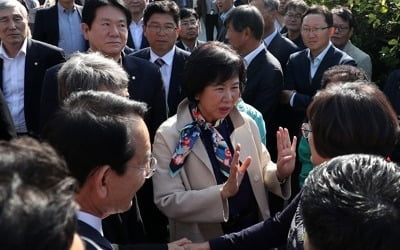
[0,0,399,249]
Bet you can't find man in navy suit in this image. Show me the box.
[251,0,298,73]
[176,8,204,52]
[124,0,150,50]
[33,0,87,56]
[0,0,65,138]
[281,5,356,137]
[42,91,190,250]
[133,0,190,116]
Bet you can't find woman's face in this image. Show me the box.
[196,76,240,123]
[308,124,328,166]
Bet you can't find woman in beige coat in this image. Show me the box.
[152,42,297,242]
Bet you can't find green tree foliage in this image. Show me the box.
[306,0,400,85]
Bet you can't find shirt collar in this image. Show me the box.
[77,211,104,236]
[57,2,76,13]
[150,46,175,66]
[131,18,144,26]
[221,6,235,21]
[243,43,265,67]
[0,38,27,60]
[307,41,332,63]
[263,28,277,47]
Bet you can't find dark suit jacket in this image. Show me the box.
[175,39,205,52]
[285,45,356,110]
[242,48,283,125]
[0,39,65,136]
[39,48,166,141]
[267,32,299,73]
[33,4,85,47]
[127,30,149,50]
[132,47,190,116]
[216,23,227,43]
[0,89,16,140]
[78,220,113,250]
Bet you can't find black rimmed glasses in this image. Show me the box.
[301,123,312,139]
[147,24,177,33]
[333,25,350,33]
[301,26,329,34]
[133,156,158,179]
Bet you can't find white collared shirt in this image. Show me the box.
[263,28,278,47]
[307,41,332,78]
[150,47,175,99]
[129,19,144,50]
[243,43,266,68]
[77,211,104,236]
[0,39,27,133]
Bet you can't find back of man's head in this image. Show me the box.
[42,90,148,187]
[57,52,129,102]
[301,154,400,250]
[0,137,79,250]
[225,5,264,41]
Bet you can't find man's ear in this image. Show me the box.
[82,23,90,40]
[92,165,111,199]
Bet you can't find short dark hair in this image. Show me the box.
[143,0,180,26]
[180,7,198,20]
[183,42,246,102]
[307,81,399,159]
[82,0,131,29]
[225,5,264,40]
[42,91,148,187]
[301,5,333,27]
[284,0,308,15]
[331,5,355,29]
[301,154,400,250]
[0,137,78,250]
[320,65,369,88]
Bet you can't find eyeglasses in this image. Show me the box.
[146,24,177,33]
[301,26,329,34]
[132,156,158,179]
[285,13,302,19]
[333,25,349,33]
[301,123,312,139]
[181,20,198,27]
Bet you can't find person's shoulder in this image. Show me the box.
[30,39,64,53]
[131,47,150,58]
[175,47,191,59]
[289,48,307,60]
[36,4,57,15]
[276,33,298,51]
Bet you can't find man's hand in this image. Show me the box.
[167,238,192,250]
[276,127,297,181]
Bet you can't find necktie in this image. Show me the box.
[154,58,165,67]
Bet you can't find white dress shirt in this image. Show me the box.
[0,39,27,133]
[129,19,144,50]
[150,47,176,100]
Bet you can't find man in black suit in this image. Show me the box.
[33,0,87,56]
[133,0,190,116]
[40,0,167,141]
[124,0,150,50]
[251,0,298,73]
[281,5,356,135]
[0,89,16,140]
[176,8,204,52]
[0,0,65,138]
[225,5,283,134]
[42,91,190,250]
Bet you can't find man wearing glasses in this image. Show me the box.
[331,6,372,79]
[133,0,190,117]
[42,91,190,250]
[280,5,355,138]
[176,8,204,52]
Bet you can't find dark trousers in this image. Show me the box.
[204,14,219,41]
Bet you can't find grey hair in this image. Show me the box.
[57,52,129,101]
[0,0,31,38]
[259,0,279,11]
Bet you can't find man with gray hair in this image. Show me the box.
[0,0,65,137]
[40,51,129,125]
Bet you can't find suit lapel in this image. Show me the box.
[50,5,59,43]
[312,46,334,85]
[0,59,3,91]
